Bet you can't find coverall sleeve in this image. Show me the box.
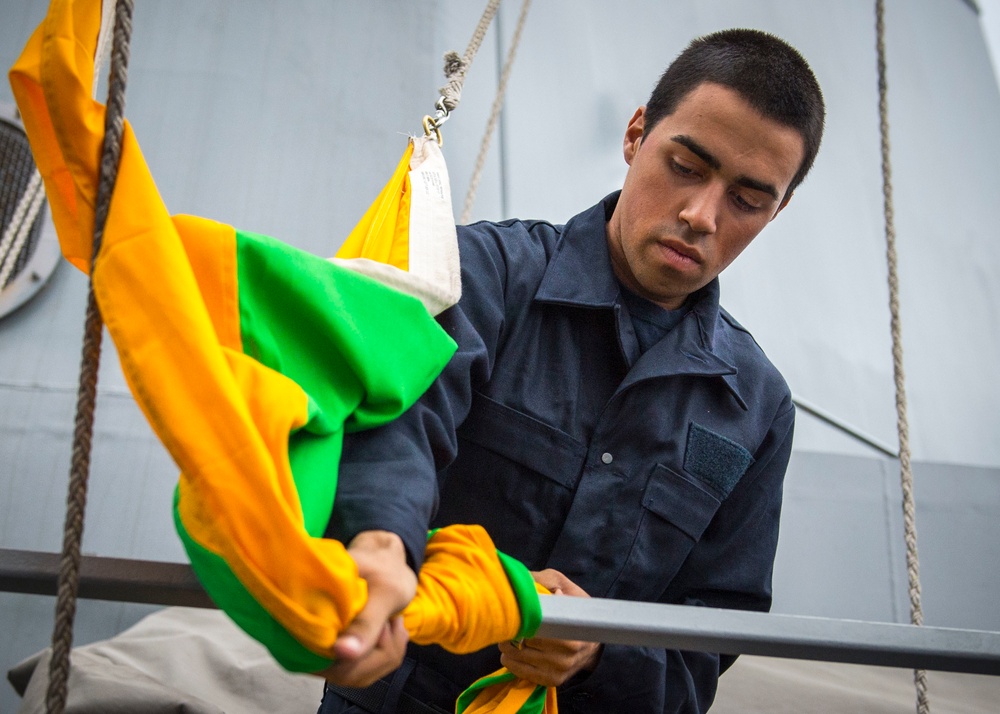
[324,223,508,569]
[558,400,795,713]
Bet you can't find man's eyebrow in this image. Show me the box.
[672,134,780,201]
[735,175,779,201]
[671,135,720,169]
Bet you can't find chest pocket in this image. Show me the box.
[434,393,587,568]
[606,464,722,600]
[684,421,755,499]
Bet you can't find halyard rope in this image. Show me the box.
[875,1,930,712]
[437,0,503,115]
[460,0,532,224]
[46,1,134,711]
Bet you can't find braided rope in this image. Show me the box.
[0,169,42,259]
[460,0,532,225]
[874,2,929,712]
[437,0,502,114]
[46,1,134,711]
[0,170,45,288]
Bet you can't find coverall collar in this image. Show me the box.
[534,193,747,410]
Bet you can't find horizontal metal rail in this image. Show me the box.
[3,548,999,675]
[0,548,213,608]
[791,394,898,458]
[539,596,1000,676]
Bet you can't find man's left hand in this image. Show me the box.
[497,569,603,687]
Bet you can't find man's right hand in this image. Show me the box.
[318,530,416,688]
[497,568,603,687]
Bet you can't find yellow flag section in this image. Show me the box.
[9,0,550,692]
[334,134,461,317]
[452,579,559,714]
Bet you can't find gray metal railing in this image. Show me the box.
[3,547,998,676]
[0,548,212,608]
[792,394,898,458]
[539,595,1000,675]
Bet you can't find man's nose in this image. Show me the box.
[678,186,720,235]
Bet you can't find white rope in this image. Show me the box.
[0,168,42,261]
[0,171,45,289]
[874,1,929,712]
[94,0,117,89]
[436,0,503,116]
[460,0,532,224]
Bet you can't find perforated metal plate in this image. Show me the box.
[0,103,59,320]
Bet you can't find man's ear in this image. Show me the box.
[623,107,646,165]
[770,191,794,222]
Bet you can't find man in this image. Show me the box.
[321,28,824,713]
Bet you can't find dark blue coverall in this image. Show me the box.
[323,192,795,713]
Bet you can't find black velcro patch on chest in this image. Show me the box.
[684,422,754,499]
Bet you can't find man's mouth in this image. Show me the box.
[658,240,702,265]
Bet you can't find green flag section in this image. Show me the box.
[496,550,545,642]
[169,226,457,672]
[457,670,557,714]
